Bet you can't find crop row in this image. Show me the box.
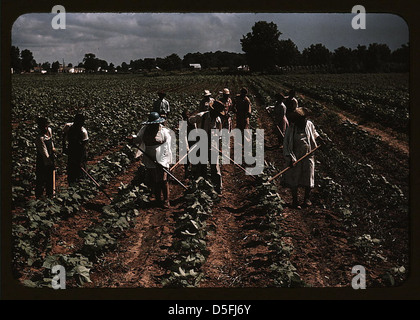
[13,144,141,287]
[265,74,409,134]
[161,177,218,287]
[245,93,305,287]
[249,77,409,286]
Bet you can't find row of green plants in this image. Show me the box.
[161,177,218,287]
[19,159,152,288]
[254,174,306,287]
[249,76,409,286]
[12,74,232,206]
[246,90,305,287]
[267,73,409,134]
[11,74,250,288]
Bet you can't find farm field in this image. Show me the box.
[10,72,409,290]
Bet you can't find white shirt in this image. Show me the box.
[133,124,173,168]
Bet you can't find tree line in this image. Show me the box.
[11,21,409,74]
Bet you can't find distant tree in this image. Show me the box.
[11,46,22,73]
[277,39,301,67]
[98,59,108,72]
[21,49,36,72]
[183,52,204,68]
[129,59,143,71]
[41,62,51,71]
[51,61,60,73]
[67,63,73,68]
[202,51,217,69]
[121,62,129,72]
[392,43,409,63]
[107,62,115,72]
[162,53,182,70]
[230,52,247,69]
[366,43,391,72]
[302,43,331,66]
[143,58,156,71]
[83,53,100,72]
[354,45,368,72]
[156,57,165,70]
[391,43,409,72]
[240,21,283,72]
[332,46,356,73]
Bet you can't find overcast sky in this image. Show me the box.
[12,12,409,66]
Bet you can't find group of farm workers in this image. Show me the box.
[34,88,320,210]
[128,88,252,208]
[35,113,89,198]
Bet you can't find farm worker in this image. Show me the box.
[232,87,252,145]
[35,117,56,198]
[219,88,233,132]
[199,90,214,112]
[180,109,197,179]
[283,107,319,209]
[132,112,173,208]
[152,90,170,118]
[284,89,299,117]
[273,93,289,135]
[62,113,89,184]
[188,100,224,194]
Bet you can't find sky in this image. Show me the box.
[11,12,409,66]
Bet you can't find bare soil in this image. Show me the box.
[13,83,409,290]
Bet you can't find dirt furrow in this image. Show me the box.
[269,80,409,157]
[199,164,270,287]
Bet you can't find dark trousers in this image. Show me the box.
[35,165,54,198]
[67,162,84,183]
[196,148,222,193]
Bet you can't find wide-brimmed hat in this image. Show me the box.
[240,87,248,95]
[223,88,230,95]
[204,90,211,97]
[142,111,166,125]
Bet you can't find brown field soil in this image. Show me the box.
[12,80,409,290]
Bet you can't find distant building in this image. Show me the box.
[189,63,201,70]
[58,64,73,73]
[71,67,86,73]
[32,66,43,73]
[237,65,249,72]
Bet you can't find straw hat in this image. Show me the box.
[223,88,230,95]
[294,107,306,117]
[204,90,211,97]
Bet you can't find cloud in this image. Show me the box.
[11,12,408,66]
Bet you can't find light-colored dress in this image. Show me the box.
[283,120,319,188]
[274,102,289,134]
